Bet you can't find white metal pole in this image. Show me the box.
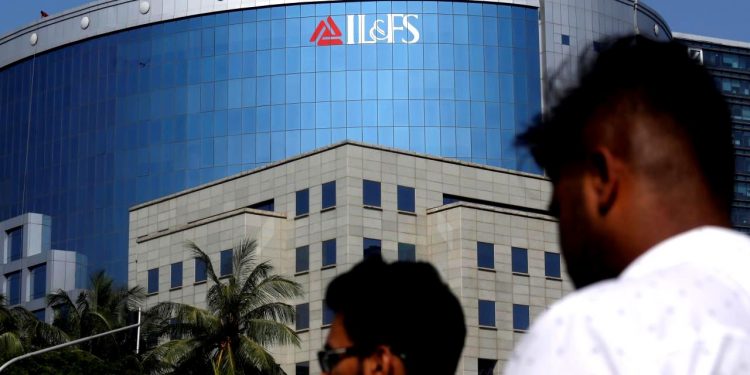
[136,308,142,354]
[0,320,142,373]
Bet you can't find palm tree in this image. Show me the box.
[47,271,145,361]
[145,238,303,375]
[0,294,68,363]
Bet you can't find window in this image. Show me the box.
[363,238,381,258]
[397,185,415,212]
[32,309,45,322]
[443,195,460,205]
[478,358,497,375]
[398,243,416,262]
[363,180,381,207]
[296,362,310,375]
[513,304,530,331]
[220,249,233,277]
[296,189,309,216]
[322,239,336,267]
[195,258,207,282]
[322,303,334,326]
[171,262,183,288]
[478,299,495,327]
[322,181,336,209]
[249,199,274,211]
[511,247,528,274]
[30,264,46,300]
[561,34,570,45]
[7,227,23,262]
[296,303,309,331]
[477,242,494,269]
[296,245,309,273]
[545,252,561,278]
[147,268,159,294]
[6,271,21,305]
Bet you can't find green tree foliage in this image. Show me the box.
[144,239,303,374]
[46,270,145,361]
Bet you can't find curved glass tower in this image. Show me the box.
[0,0,671,281]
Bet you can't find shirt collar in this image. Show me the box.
[619,226,738,280]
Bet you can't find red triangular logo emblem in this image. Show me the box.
[310,16,343,46]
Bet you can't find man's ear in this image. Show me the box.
[363,346,399,375]
[588,147,620,216]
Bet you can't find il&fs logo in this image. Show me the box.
[310,14,420,46]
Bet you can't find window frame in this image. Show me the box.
[476,241,494,269]
[195,257,207,283]
[295,303,310,331]
[147,268,159,294]
[513,303,530,331]
[296,245,309,273]
[363,238,381,258]
[296,188,309,217]
[30,263,47,300]
[544,251,562,279]
[511,247,528,274]
[478,299,495,327]
[362,180,381,207]
[322,239,336,268]
[397,242,416,262]
[220,249,233,277]
[322,181,336,210]
[171,261,183,289]
[397,185,416,212]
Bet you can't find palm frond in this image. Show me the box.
[0,331,24,360]
[236,336,283,374]
[185,241,222,285]
[243,319,300,348]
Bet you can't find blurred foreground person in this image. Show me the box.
[319,255,466,375]
[506,35,750,374]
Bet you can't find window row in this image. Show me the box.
[296,238,416,274]
[295,180,336,216]
[294,301,335,331]
[477,242,561,278]
[147,249,233,294]
[3,264,47,305]
[363,180,417,213]
[478,300,529,331]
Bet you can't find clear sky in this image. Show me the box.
[0,0,748,43]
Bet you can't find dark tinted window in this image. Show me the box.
[398,243,416,262]
[195,258,207,282]
[296,245,309,273]
[322,239,336,267]
[443,195,460,205]
[478,299,495,326]
[322,303,334,326]
[7,271,21,305]
[545,252,561,278]
[296,362,310,375]
[30,264,47,300]
[296,189,309,216]
[478,359,497,375]
[171,262,183,288]
[249,199,274,211]
[296,303,309,331]
[511,247,528,273]
[220,249,233,276]
[147,268,159,294]
[397,185,415,212]
[8,227,23,261]
[363,180,381,207]
[322,181,336,209]
[363,238,381,258]
[477,242,494,268]
[32,309,45,322]
[513,304,530,330]
[561,34,570,45]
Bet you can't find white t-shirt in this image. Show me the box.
[505,226,750,375]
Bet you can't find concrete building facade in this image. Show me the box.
[129,141,571,373]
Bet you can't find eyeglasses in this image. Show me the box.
[317,346,361,373]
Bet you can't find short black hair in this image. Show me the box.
[325,256,466,375]
[518,35,734,214]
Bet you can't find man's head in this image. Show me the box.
[518,35,734,288]
[320,256,466,375]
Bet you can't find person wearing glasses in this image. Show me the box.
[318,255,466,375]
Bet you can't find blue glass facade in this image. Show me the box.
[0,1,542,282]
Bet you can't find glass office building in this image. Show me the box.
[677,34,750,232]
[0,0,670,281]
